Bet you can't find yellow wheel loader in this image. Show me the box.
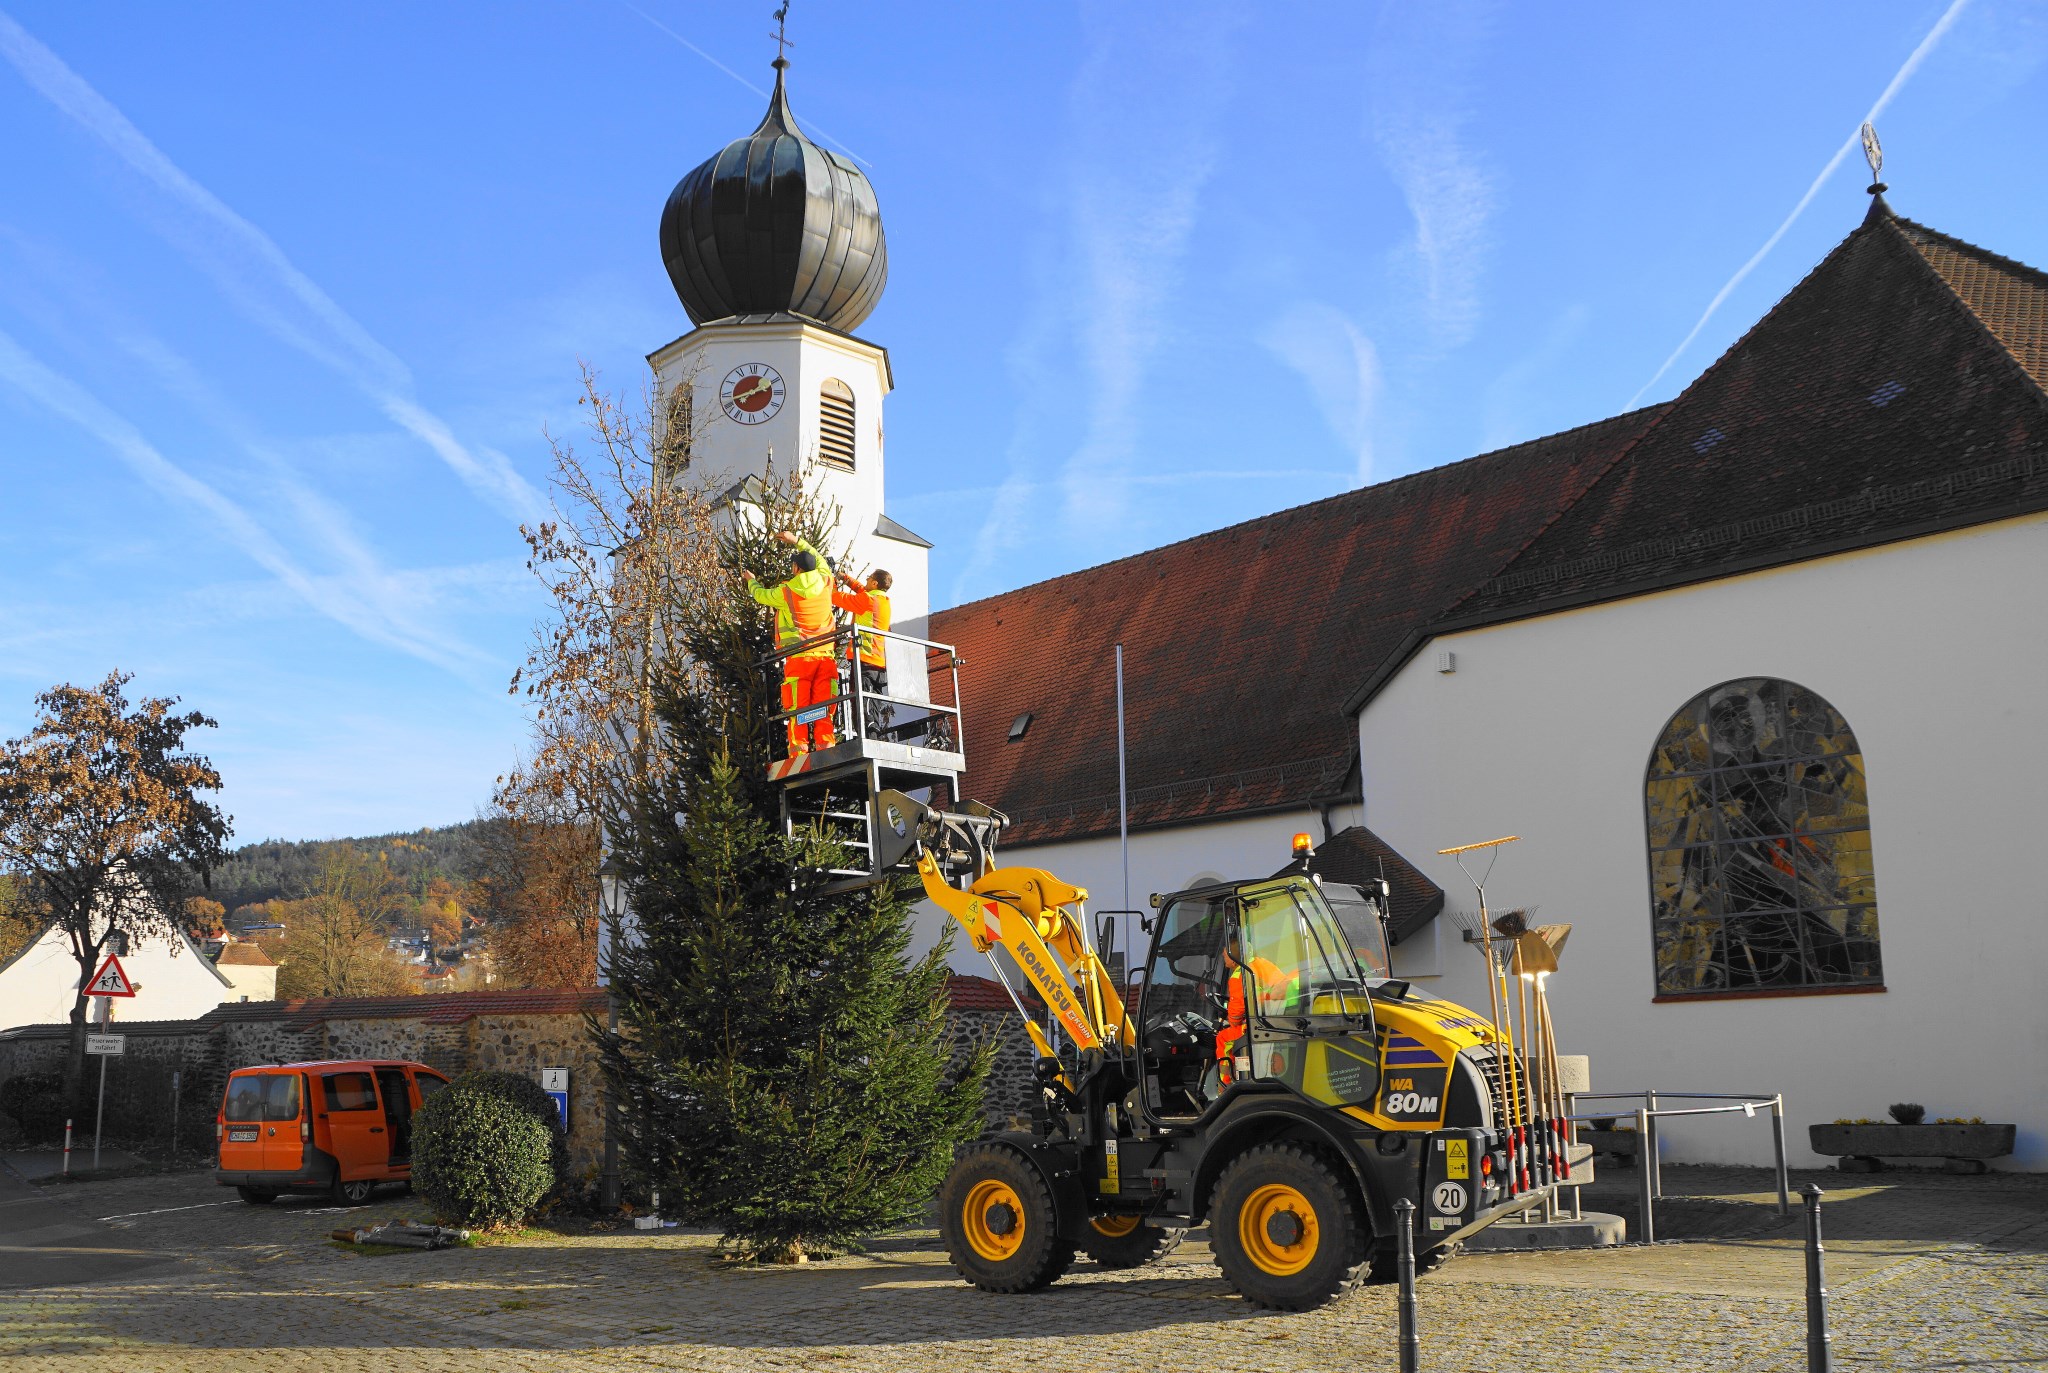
[888,793,1570,1311]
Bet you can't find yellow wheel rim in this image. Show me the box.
[1238,1183,1319,1276]
[963,1178,1026,1262]
[1089,1214,1141,1238]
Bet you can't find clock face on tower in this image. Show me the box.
[719,363,785,425]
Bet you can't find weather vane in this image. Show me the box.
[1861,121,1886,194]
[771,3,794,64]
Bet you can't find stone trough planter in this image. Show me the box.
[1808,1122,2017,1174]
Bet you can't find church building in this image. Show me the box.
[933,188,2048,1170]
[646,67,2047,1168]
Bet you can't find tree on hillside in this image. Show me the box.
[472,796,600,988]
[595,483,991,1261]
[0,672,230,1116]
[271,844,416,999]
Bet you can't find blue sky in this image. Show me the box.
[1,2,2042,843]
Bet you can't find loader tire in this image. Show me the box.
[1079,1214,1186,1269]
[1209,1142,1369,1311]
[940,1145,1075,1294]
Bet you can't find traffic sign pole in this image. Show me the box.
[94,1053,107,1171]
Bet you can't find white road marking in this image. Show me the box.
[96,1201,239,1221]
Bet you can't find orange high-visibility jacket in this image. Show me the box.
[833,586,891,668]
[750,539,835,661]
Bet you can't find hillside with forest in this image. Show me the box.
[207,823,488,916]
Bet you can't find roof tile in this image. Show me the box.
[931,409,1663,845]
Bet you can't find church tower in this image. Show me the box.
[649,55,931,632]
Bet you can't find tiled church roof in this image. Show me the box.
[931,408,1662,847]
[1439,197,2048,630]
[932,195,2048,854]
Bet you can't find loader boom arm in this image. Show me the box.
[913,849,1135,1055]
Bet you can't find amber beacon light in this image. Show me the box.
[1291,832,1314,857]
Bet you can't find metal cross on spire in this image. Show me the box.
[771,2,795,64]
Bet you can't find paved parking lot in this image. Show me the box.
[1,1164,2043,1372]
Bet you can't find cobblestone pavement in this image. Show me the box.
[1,1165,2042,1372]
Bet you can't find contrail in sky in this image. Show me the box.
[0,329,478,674]
[1628,0,1973,407]
[0,9,545,522]
[614,0,874,167]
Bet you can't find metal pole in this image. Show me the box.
[1645,1089,1663,1200]
[1635,1105,1655,1243]
[1803,1184,1833,1372]
[1394,1197,1420,1373]
[62,1118,72,1176]
[1114,643,1130,956]
[1564,1092,1581,1220]
[93,1052,108,1171]
[169,1069,181,1161]
[1772,1097,1792,1217]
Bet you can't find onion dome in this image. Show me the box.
[659,59,887,331]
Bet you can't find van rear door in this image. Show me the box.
[319,1069,389,1179]
[221,1071,304,1172]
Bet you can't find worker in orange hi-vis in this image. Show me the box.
[1214,931,1290,1087]
[745,530,839,756]
[832,565,893,737]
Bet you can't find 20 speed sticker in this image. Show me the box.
[1431,1181,1469,1214]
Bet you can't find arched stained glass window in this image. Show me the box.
[1645,678,1882,996]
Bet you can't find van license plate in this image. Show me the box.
[228,1128,258,1142]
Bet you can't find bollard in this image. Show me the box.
[1635,1106,1655,1243]
[1393,1197,1420,1373]
[1803,1184,1832,1372]
[1645,1089,1663,1200]
[1771,1098,1792,1217]
[62,1118,72,1176]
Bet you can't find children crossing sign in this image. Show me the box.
[85,954,136,998]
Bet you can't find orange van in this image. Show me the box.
[214,1059,450,1204]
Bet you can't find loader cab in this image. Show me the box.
[1134,874,1382,1125]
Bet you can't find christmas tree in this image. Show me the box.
[596,485,990,1262]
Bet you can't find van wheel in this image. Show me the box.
[939,1145,1075,1293]
[236,1187,277,1205]
[332,1178,376,1206]
[1209,1143,1370,1311]
[1080,1214,1186,1268]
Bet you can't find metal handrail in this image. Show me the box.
[1563,1088,1791,1241]
[757,621,967,769]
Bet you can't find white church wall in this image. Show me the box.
[1356,511,2048,1169]
[910,804,1365,978]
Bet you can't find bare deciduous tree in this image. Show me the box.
[503,363,724,819]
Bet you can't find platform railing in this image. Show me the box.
[1562,1089,1790,1241]
[761,622,964,761]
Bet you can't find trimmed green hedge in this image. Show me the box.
[412,1072,562,1229]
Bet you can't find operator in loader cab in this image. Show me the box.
[746,531,838,756]
[1214,930,1295,1088]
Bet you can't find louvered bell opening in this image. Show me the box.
[818,378,857,471]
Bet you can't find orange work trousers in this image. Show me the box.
[781,654,839,753]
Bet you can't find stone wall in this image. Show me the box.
[0,985,1042,1175]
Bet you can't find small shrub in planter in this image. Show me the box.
[1888,1103,1926,1125]
[0,1072,67,1144]
[412,1072,563,1229]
